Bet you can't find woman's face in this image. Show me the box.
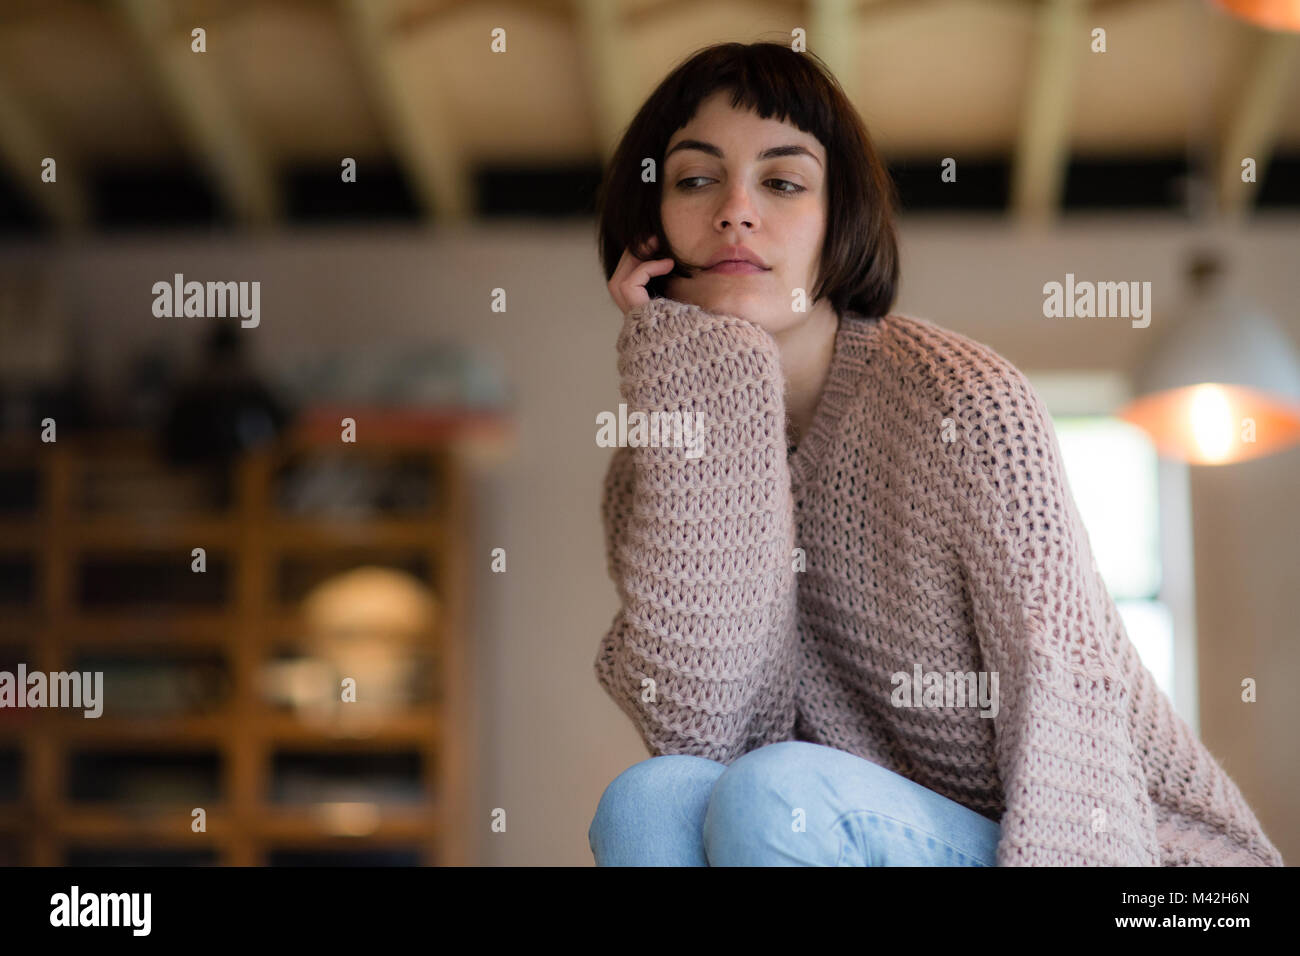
[659,90,829,336]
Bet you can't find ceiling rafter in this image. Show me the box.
[1011,0,1086,226]
[0,71,89,231]
[1216,29,1298,220]
[810,0,856,96]
[113,0,281,227]
[575,0,636,164]
[339,0,470,221]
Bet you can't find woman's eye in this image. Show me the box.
[675,177,806,194]
[768,178,805,194]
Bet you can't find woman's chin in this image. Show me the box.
[665,286,768,323]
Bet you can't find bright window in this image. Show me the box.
[1049,416,1176,701]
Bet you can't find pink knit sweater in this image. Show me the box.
[594,295,1283,867]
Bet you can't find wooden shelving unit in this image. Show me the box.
[0,412,508,866]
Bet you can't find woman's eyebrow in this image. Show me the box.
[665,139,822,168]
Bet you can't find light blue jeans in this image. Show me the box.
[589,740,1001,866]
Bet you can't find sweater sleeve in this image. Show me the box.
[953,357,1162,866]
[592,296,802,765]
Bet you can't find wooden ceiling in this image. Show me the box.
[0,0,1296,231]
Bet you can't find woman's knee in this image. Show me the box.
[702,741,833,863]
[588,754,726,848]
[703,742,820,813]
[702,740,1000,866]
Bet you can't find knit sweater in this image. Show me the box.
[593,295,1284,867]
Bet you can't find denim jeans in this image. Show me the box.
[589,740,1001,866]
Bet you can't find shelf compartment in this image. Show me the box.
[0,553,35,605]
[66,748,223,805]
[0,465,40,515]
[0,749,18,802]
[76,551,232,608]
[76,453,233,517]
[268,748,427,806]
[67,650,231,719]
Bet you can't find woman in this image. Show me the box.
[587,41,1283,867]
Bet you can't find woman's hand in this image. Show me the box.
[607,235,676,315]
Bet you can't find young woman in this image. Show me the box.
[587,41,1283,867]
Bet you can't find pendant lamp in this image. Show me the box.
[1212,0,1300,32]
[1118,4,1300,464]
[1118,251,1300,464]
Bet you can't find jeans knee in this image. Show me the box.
[703,742,817,848]
[589,754,724,848]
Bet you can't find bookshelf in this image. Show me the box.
[0,411,508,866]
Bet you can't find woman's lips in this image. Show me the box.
[705,261,768,274]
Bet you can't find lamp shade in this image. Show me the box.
[1119,287,1300,464]
[1212,0,1300,31]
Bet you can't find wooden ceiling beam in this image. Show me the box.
[575,0,635,165]
[0,73,90,232]
[810,0,856,96]
[113,0,280,228]
[1011,0,1085,227]
[340,0,470,222]
[1216,30,1298,221]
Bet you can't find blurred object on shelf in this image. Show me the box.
[275,453,434,518]
[271,567,439,730]
[269,752,424,805]
[70,654,231,717]
[123,343,178,429]
[260,657,336,725]
[161,324,294,467]
[280,340,509,410]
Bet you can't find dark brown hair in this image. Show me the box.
[594,41,900,319]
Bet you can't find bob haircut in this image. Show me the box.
[595,41,900,320]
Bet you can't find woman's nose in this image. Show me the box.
[715,189,757,230]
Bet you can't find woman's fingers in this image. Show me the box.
[609,238,675,314]
[621,257,675,311]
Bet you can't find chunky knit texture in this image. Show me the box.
[594,295,1284,868]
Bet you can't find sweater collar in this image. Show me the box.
[787,310,883,488]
